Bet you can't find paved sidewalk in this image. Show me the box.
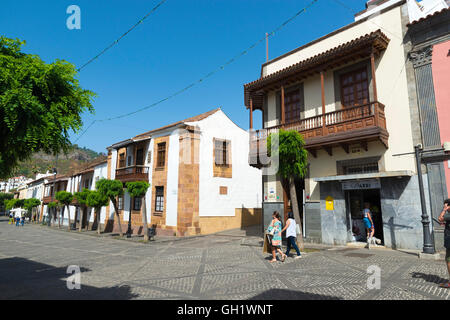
[0,217,448,300]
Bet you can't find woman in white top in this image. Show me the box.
[281,212,302,259]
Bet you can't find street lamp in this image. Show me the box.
[414,145,435,254]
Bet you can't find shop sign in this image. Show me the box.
[325,196,334,211]
[342,179,380,190]
[268,187,276,200]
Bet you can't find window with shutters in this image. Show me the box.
[119,153,126,168]
[214,139,229,166]
[156,143,166,168]
[284,89,302,123]
[340,68,369,107]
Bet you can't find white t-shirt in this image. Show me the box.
[286,218,297,238]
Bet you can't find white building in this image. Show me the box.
[105,108,262,236]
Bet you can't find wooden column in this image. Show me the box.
[370,52,379,126]
[281,85,285,126]
[249,97,253,129]
[320,71,326,133]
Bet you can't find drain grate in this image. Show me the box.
[344,253,374,258]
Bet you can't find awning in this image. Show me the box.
[313,170,414,182]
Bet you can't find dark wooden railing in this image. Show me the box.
[249,101,387,166]
[115,165,149,182]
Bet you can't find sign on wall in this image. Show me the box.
[341,179,381,190]
[325,196,334,211]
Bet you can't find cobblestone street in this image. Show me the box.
[0,217,448,300]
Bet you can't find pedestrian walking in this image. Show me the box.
[438,198,450,289]
[281,211,302,259]
[267,211,286,263]
[20,212,25,226]
[363,202,375,246]
[14,210,21,227]
[9,212,14,225]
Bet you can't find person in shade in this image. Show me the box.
[362,202,375,245]
[267,211,286,263]
[281,211,302,259]
[438,198,450,288]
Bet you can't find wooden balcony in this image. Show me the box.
[115,165,149,183]
[42,195,53,204]
[249,101,389,167]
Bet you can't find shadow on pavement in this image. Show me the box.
[411,272,449,285]
[0,257,138,299]
[249,288,342,300]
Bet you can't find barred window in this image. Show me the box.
[344,163,378,175]
[155,187,164,212]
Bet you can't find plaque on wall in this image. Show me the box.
[342,179,381,190]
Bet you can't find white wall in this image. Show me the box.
[188,109,262,218]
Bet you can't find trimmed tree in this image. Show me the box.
[24,198,41,222]
[268,129,308,250]
[47,201,58,226]
[96,179,124,237]
[55,191,73,230]
[74,189,91,232]
[126,181,150,241]
[0,36,95,179]
[86,190,109,235]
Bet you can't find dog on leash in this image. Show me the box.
[366,236,382,248]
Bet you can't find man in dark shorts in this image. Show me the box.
[438,198,450,288]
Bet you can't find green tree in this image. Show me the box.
[74,189,91,232]
[96,179,124,237]
[24,198,41,221]
[126,181,150,241]
[0,36,95,179]
[55,191,73,230]
[86,190,108,235]
[0,192,13,212]
[268,129,308,249]
[5,198,17,211]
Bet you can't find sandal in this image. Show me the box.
[269,259,277,263]
[438,282,450,288]
[281,254,286,262]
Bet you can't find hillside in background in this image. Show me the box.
[13,145,105,178]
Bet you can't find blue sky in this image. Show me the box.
[0,0,366,153]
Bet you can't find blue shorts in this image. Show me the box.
[363,218,372,229]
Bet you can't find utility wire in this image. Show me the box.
[76,0,168,72]
[72,0,319,143]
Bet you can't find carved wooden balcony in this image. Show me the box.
[115,165,149,183]
[249,101,389,167]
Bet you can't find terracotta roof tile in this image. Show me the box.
[133,108,220,140]
[407,7,450,26]
[244,29,389,92]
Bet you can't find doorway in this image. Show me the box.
[346,189,384,244]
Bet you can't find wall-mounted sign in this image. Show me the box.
[268,187,276,200]
[325,196,334,211]
[342,179,380,190]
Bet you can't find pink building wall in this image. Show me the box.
[432,40,450,197]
